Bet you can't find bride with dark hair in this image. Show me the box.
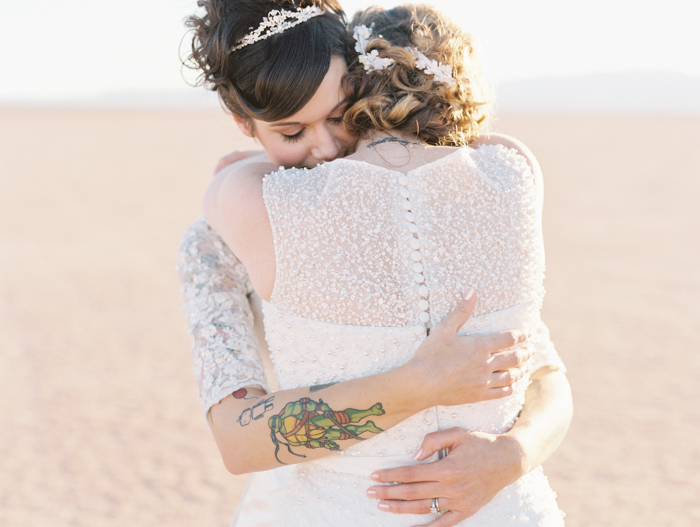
[180,1,571,525]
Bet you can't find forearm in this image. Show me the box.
[365,366,572,519]
[506,367,573,477]
[180,240,534,477]
[209,364,430,475]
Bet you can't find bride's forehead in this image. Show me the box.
[277,57,347,125]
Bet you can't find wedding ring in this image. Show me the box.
[438,447,449,459]
[430,497,440,514]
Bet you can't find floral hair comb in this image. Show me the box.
[352,24,457,86]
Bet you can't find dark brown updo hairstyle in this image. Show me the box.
[343,4,489,146]
[185,0,352,122]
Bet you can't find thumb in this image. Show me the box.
[437,288,476,334]
[414,428,463,461]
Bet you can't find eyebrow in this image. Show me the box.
[269,99,348,128]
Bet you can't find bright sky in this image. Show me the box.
[1,0,698,103]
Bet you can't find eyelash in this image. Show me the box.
[282,130,304,143]
[281,117,344,143]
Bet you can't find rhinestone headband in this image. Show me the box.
[231,6,325,51]
[353,24,457,86]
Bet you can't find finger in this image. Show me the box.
[213,160,227,175]
[477,329,527,353]
[214,155,237,175]
[214,151,249,174]
[481,385,514,400]
[489,367,524,388]
[379,497,457,516]
[490,348,532,370]
[435,289,476,334]
[414,427,464,461]
[369,481,440,502]
[371,458,444,484]
[378,497,434,515]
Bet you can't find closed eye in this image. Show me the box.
[282,129,305,143]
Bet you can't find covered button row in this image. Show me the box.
[399,174,431,327]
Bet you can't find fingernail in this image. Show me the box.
[370,472,380,481]
[366,489,377,498]
[463,288,474,300]
[413,447,423,460]
[378,502,390,511]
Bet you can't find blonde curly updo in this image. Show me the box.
[343,4,489,146]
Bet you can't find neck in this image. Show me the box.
[356,132,421,151]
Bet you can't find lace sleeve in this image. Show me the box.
[177,217,271,416]
[529,321,566,374]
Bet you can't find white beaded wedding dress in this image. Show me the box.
[179,144,566,526]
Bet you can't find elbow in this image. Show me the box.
[212,428,258,475]
[209,393,272,475]
[222,454,251,476]
[218,441,257,475]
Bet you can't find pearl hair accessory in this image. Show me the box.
[231,6,324,51]
[352,25,457,86]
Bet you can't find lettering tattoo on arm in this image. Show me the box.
[268,398,385,464]
[237,396,275,426]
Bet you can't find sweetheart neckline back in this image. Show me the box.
[331,144,468,176]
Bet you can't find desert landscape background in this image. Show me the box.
[1,107,698,526]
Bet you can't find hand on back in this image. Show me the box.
[407,289,531,407]
[213,149,267,175]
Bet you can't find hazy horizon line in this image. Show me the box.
[2,71,698,114]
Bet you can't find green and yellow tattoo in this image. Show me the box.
[268,398,385,464]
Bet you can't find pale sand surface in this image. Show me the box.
[0,108,698,526]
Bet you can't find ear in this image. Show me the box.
[233,114,255,138]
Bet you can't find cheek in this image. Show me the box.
[270,143,312,168]
[256,134,311,168]
[332,127,357,152]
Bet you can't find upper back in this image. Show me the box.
[263,143,545,328]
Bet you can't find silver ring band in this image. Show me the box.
[430,497,440,514]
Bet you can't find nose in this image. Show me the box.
[309,125,341,162]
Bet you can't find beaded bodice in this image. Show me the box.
[265,146,544,329]
[261,144,553,457]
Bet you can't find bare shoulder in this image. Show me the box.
[204,160,277,231]
[471,132,542,179]
[203,160,278,288]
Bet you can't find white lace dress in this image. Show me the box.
[178,145,566,526]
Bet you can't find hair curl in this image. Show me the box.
[343,4,490,146]
[185,0,352,122]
